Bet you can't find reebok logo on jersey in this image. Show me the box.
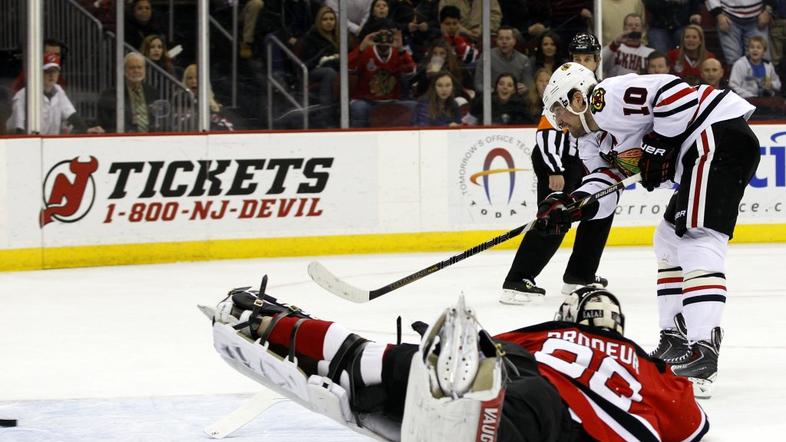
[591,88,606,113]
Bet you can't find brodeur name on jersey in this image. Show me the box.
[496,322,710,442]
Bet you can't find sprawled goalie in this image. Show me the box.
[201,275,709,442]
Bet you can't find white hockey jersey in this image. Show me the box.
[602,42,654,78]
[577,73,755,219]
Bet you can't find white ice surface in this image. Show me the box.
[1,244,785,441]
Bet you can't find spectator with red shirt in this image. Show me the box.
[438,5,478,65]
[348,19,417,127]
[667,24,717,85]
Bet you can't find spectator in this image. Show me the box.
[359,0,393,41]
[646,50,671,74]
[324,0,373,36]
[97,52,161,133]
[642,0,702,53]
[302,5,341,126]
[411,39,468,98]
[525,67,551,119]
[408,0,441,60]
[530,31,565,73]
[437,0,501,40]
[602,13,654,77]
[667,24,717,85]
[255,0,315,81]
[602,0,644,47]
[412,71,461,126]
[474,26,534,94]
[707,0,772,66]
[348,20,416,127]
[78,0,115,31]
[140,35,176,77]
[240,0,264,59]
[438,5,479,65]
[174,64,234,131]
[730,35,782,97]
[11,38,67,94]
[464,72,532,125]
[770,1,786,68]
[700,57,726,88]
[125,0,164,50]
[521,0,549,48]
[8,54,103,135]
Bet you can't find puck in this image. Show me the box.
[0,419,17,427]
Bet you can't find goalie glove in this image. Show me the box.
[534,192,583,235]
[639,132,678,191]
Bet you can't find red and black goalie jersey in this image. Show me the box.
[495,322,709,442]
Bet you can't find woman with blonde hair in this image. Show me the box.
[667,24,717,85]
[173,64,234,131]
[525,68,551,122]
[140,34,175,76]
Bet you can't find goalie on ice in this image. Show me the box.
[202,276,708,441]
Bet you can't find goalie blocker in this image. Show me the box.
[202,276,709,442]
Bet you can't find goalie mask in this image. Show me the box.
[555,286,625,335]
[542,62,597,133]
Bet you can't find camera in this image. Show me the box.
[374,30,394,45]
[627,31,642,39]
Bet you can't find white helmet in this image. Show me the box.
[554,286,625,335]
[542,62,597,132]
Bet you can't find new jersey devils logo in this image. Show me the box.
[40,156,99,227]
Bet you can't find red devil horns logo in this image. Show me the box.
[40,156,99,227]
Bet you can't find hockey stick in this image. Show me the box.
[204,391,284,439]
[309,173,640,303]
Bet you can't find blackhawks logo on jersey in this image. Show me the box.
[591,87,606,113]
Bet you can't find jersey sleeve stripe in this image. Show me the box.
[653,99,698,118]
[655,87,694,107]
[538,129,563,172]
[652,78,684,105]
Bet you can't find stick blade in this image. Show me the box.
[307,261,371,303]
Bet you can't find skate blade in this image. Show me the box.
[499,289,544,305]
[197,304,216,320]
[689,376,715,399]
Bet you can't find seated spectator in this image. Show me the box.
[730,36,782,97]
[667,24,716,85]
[125,0,164,50]
[707,0,772,66]
[174,64,234,131]
[408,0,442,60]
[325,0,373,36]
[642,0,701,53]
[140,35,176,77]
[474,26,534,94]
[464,73,532,125]
[8,54,103,135]
[348,20,416,127]
[411,39,468,98]
[412,71,461,126]
[530,31,565,73]
[437,0,501,40]
[11,38,68,94]
[602,13,654,77]
[700,58,726,88]
[240,0,264,59]
[438,5,479,65]
[770,1,786,68]
[97,52,162,133]
[359,0,393,41]
[646,50,671,74]
[302,5,341,126]
[525,67,551,119]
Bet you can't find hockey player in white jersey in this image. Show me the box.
[538,62,760,398]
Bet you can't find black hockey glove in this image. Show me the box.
[534,192,583,236]
[639,132,678,191]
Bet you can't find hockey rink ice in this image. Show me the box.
[2,243,785,441]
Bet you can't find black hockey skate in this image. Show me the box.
[670,327,723,399]
[561,274,608,296]
[649,313,690,361]
[500,278,546,304]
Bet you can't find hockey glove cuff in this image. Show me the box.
[639,132,678,191]
[534,192,583,235]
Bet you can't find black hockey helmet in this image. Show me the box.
[555,286,625,335]
[569,32,601,55]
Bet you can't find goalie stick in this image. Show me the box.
[309,173,640,303]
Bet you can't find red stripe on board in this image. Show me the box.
[683,284,727,293]
[656,87,694,107]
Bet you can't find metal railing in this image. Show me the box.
[266,35,308,129]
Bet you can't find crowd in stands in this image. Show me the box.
[3,0,786,135]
